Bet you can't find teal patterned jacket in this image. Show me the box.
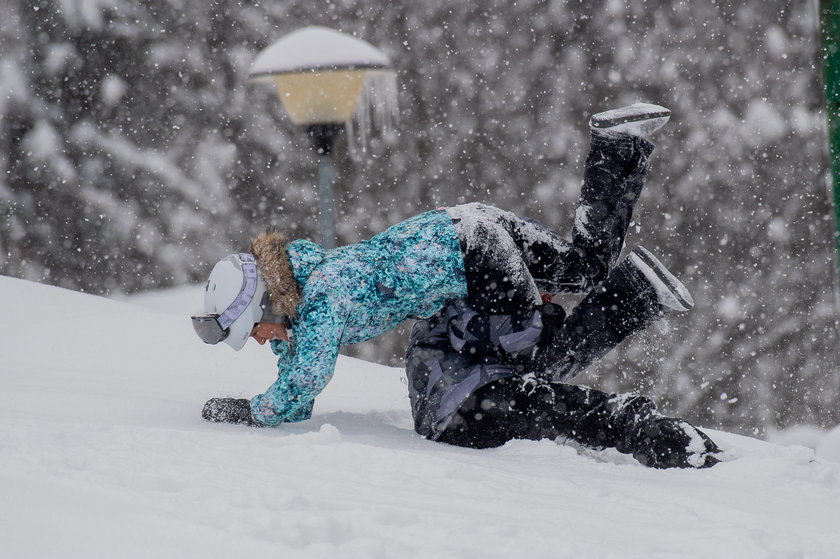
[250,210,468,426]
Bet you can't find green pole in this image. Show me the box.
[821,0,840,275]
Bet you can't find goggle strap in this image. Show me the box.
[217,253,258,330]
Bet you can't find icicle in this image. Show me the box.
[345,70,399,160]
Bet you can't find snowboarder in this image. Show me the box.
[193,103,720,467]
[401,106,720,469]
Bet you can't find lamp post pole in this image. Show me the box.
[307,124,342,249]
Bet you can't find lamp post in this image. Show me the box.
[249,26,396,249]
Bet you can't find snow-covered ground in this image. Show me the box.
[2,275,840,558]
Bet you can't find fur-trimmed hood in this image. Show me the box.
[250,229,315,318]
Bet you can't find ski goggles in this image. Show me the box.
[191,253,259,345]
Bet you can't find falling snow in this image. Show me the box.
[0,0,838,467]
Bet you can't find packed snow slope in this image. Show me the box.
[2,275,839,559]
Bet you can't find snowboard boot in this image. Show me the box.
[589,103,671,138]
[534,248,692,382]
[628,246,693,311]
[612,394,721,469]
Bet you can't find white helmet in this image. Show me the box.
[191,253,267,351]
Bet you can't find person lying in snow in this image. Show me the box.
[192,103,720,468]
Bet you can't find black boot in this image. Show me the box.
[611,394,720,469]
[533,247,691,382]
[627,246,693,311]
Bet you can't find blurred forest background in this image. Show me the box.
[2,0,839,436]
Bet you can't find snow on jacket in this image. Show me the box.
[249,210,468,426]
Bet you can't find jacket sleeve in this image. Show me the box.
[249,282,348,426]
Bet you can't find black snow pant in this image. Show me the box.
[454,132,654,316]
[406,246,719,468]
[436,377,720,469]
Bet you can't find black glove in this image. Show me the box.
[202,397,260,427]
